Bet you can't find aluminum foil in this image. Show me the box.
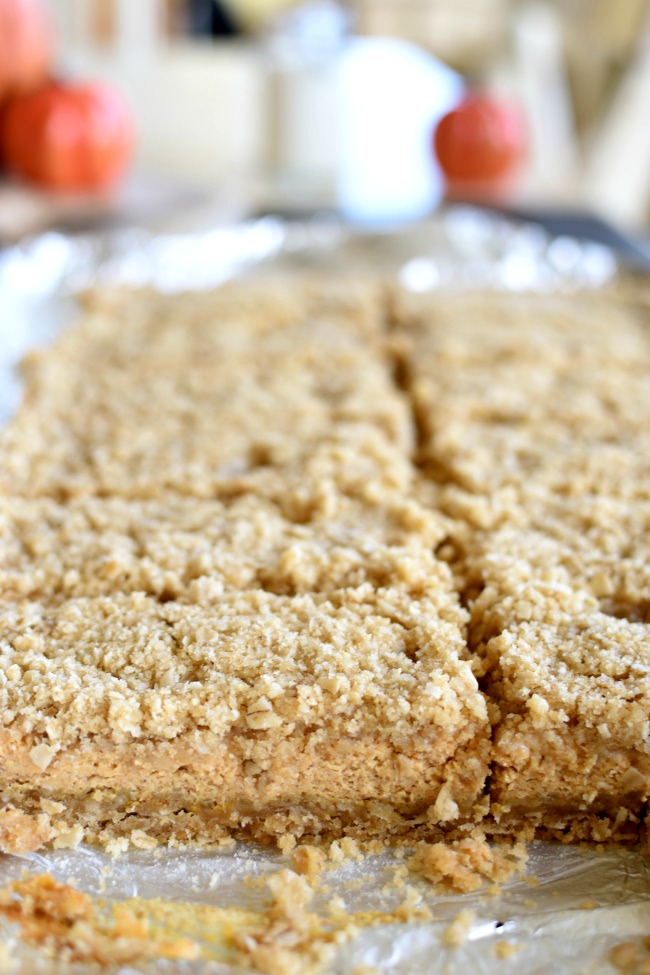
[0,209,646,975]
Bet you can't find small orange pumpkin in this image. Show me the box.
[2,80,133,193]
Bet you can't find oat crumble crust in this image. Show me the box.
[0,277,648,855]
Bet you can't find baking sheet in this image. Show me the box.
[0,209,646,974]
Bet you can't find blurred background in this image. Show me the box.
[1,0,649,240]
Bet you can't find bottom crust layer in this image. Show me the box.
[0,729,491,854]
[1,733,647,854]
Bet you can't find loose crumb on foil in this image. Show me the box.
[0,874,200,965]
[292,844,327,880]
[0,849,523,975]
[493,940,522,959]
[608,938,650,973]
[442,909,477,947]
[407,832,529,893]
[0,868,436,975]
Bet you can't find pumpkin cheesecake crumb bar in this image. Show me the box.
[392,288,650,527]
[0,279,411,500]
[465,528,650,843]
[393,286,650,844]
[0,585,490,852]
[3,274,650,855]
[0,277,492,854]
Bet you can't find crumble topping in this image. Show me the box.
[0,585,479,746]
[1,279,411,499]
[0,490,448,604]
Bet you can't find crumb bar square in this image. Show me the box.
[392,289,650,526]
[394,286,650,843]
[0,280,410,499]
[0,585,490,852]
[467,528,650,843]
[0,277,493,854]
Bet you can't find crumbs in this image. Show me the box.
[442,909,476,947]
[493,939,522,959]
[328,838,365,865]
[0,835,530,975]
[0,867,433,975]
[609,939,650,974]
[408,832,529,894]
[0,874,200,966]
[292,845,326,881]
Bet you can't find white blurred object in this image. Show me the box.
[338,38,463,226]
[262,7,463,223]
[114,0,160,61]
[511,3,581,202]
[264,1,349,208]
[582,12,650,228]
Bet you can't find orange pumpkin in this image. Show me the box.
[2,80,133,193]
[0,0,52,102]
[434,94,527,194]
